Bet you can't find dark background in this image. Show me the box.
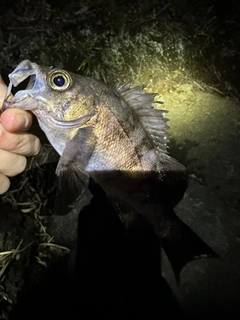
[0,1,240,319]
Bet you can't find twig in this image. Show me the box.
[39,243,71,253]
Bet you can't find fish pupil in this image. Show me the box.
[53,75,65,87]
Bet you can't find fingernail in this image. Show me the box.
[15,110,30,130]
[23,113,30,129]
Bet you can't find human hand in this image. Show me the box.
[0,75,41,194]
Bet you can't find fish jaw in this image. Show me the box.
[3,59,56,119]
[3,60,44,112]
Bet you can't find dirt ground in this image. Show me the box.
[0,1,240,319]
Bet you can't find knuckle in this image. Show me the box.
[14,156,27,175]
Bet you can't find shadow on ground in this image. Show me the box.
[9,191,184,320]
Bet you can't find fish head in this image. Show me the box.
[3,60,97,154]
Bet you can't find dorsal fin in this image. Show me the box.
[116,84,186,173]
[117,84,167,152]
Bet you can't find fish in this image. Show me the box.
[3,60,217,280]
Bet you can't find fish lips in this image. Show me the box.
[2,60,43,111]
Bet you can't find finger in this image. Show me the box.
[0,149,27,176]
[0,109,33,132]
[0,125,41,156]
[0,75,7,107]
[0,173,10,195]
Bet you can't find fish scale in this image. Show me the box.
[90,105,152,171]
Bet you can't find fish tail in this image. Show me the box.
[161,215,218,282]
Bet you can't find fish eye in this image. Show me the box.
[48,70,72,91]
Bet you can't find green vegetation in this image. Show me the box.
[0,0,239,96]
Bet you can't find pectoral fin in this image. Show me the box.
[56,161,90,208]
[55,127,95,211]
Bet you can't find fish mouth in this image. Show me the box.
[4,74,37,108]
[3,60,40,111]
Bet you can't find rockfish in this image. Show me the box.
[3,60,216,279]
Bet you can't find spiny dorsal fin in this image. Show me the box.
[117,84,168,150]
[116,84,186,172]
